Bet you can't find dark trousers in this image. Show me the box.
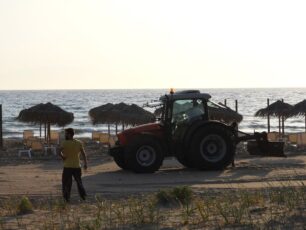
[62,167,87,202]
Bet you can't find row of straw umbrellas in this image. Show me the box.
[16,101,244,143]
[254,99,306,135]
[16,102,155,143]
[16,99,306,143]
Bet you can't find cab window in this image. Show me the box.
[172,99,204,123]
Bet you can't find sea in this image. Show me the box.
[0,88,305,138]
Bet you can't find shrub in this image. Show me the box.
[171,186,193,205]
[156,190,174,206]
[18,196,33,215]
[156,186,193,207]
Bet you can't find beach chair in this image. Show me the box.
[92,131,101,142]
[288,133,298,145]
[267,132,279,141]
[24,136,37,148]
[297,133,306,147]
[49,131,60,145]
[99,133,110,146]
[23,130,34,143]
[18,140,44,158]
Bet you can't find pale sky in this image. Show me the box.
[0,0,306,90]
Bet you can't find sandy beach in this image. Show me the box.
[0,138,305,229]
[0,139,305,198]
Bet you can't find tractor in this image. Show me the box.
[109,90,284,173]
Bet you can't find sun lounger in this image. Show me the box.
[99,133,110,145]
[288,133,298,145]
[23,130,34,143]
[92,131,100,142]
[18,140,44,158]
[297,133,306,147]
[267,132,279,141]
[49,131,60,145]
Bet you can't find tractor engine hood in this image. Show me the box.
[123,123,162,134]
[118,123,164,146]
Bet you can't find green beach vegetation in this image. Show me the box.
[0,183,305,229]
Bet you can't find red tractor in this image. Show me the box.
[109,90,284,173]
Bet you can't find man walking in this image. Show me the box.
[59,128,88,202]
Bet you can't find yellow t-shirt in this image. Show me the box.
[61,139,83,168]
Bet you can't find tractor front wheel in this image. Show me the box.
[125,136,164,173]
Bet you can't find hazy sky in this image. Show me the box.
[0,0,306,90]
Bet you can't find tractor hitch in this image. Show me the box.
[236,131,286,157]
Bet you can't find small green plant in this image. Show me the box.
[156,186,193,207]
[18,196,33,215]
[127,198,146,225]
[171,186,193,205]
[156,189,174,206]
[195,199,210,223]
[0,217,4,230]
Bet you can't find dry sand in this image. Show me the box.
[0,139,305,198]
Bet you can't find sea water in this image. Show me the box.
[0,88,305,138]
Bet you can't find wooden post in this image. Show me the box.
[122,123,125,131]
[115,123,118,134]
[281,99,284,137]
[0,105,3,148]
[108,123,110,135]
[282,115,285,137]
[47,122,51,144]
[224,99,227,106]
[267,99,270,133]
[39,121,42,138]
[44,122,47,141]
[235,100,238,112]
[278,116,281,136]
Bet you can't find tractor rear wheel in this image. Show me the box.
[113,154,129,170]
[189,124,235,170]
[125,135,164,173]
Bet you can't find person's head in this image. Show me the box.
[65,128,74,140]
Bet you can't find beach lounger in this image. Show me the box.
[92,131,100,142]
[297,133,306,147]
[288,133,298,145]
[267,132,279,141]
[49,131,60,145]
[23,130,34,142]
[18,140,44,158]
[99,133,110,146]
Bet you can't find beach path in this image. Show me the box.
[0,155,305,197]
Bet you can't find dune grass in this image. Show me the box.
[0,183,305,229]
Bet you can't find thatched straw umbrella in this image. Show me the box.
[17,102,74,142]
[255,100,293,136]
[208,106,243,124]
[89,103,155,134]
[289,99,306,132]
